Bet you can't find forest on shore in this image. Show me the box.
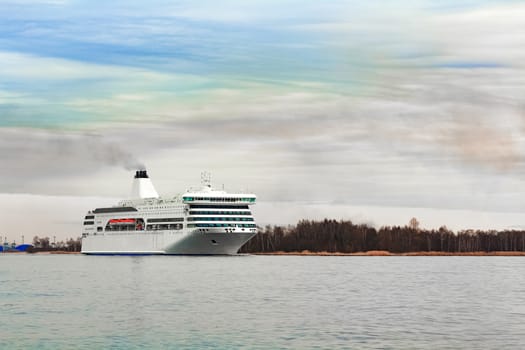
[239,218,525,254]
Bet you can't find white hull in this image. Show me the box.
[82,228,256,255]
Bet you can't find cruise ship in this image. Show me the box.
[81,170,257,255]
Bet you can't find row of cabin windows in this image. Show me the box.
[189,211,251,216]
[187,217,254,222]
[83,221,94,225]
[147,218,184,223]
[85,215,95,220]
[105,224,137,231]
[188,223,257,228]
[147,223,183,231]
[183,197,255,203]
[104,223,183,231]
[189,205,249,209]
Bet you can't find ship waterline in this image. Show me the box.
[81,171,257,255]
[82,229,257,255]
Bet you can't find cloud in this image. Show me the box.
[0,128,145,190]
[0,51,166,81]
[1,0,525,240]
[0,0,68,4]
[1,74,523,212]
[424,4,525,68]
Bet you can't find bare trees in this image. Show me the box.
[32,236,50,249]
[409,217,420,231]
[30,235,82,252]
[239,219,525,253]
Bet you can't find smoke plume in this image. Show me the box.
[89,139,146,171]
[0,129,146,193]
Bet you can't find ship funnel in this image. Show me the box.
[130,170,159,199]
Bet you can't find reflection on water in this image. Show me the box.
[1,255,525,349]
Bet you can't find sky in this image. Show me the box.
[1,0,524,243]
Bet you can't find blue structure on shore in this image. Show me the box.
[15,244,33,252]
[0,243,33,252]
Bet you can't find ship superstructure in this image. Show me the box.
[81,170,257,255]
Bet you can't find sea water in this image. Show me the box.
[1,255,524,349]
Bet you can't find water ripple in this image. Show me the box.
[1,255,524,349]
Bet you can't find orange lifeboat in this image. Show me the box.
[108,218,135,224]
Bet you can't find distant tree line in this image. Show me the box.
[239,219,525,253]
[29,236,82,252]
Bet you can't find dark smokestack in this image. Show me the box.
[134,170,149,179]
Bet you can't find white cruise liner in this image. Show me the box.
[81,170,257,255]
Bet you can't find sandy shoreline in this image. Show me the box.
[2,251,82,255]
[252,250,525,256]
[4,250,525,256]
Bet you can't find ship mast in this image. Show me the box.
[201,171,212,188]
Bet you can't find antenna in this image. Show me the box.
[201,171,212,188]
